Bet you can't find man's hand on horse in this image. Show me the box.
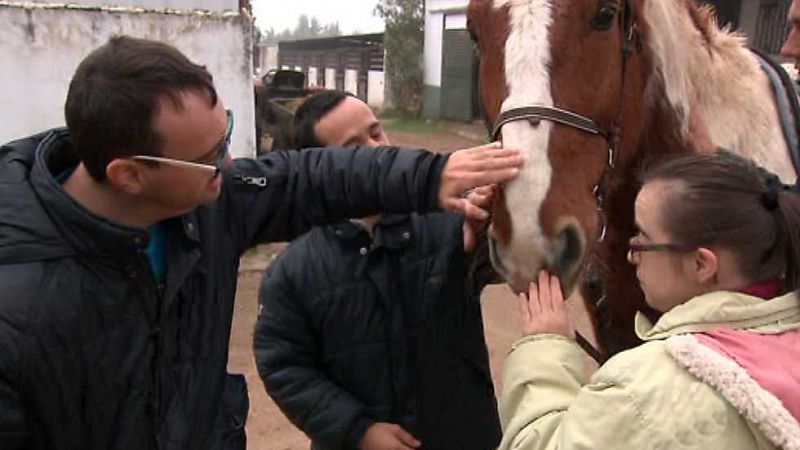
[439,142,522,220]
[462,185,497,253]
[517,271,575,339]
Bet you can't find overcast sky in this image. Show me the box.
[252,0,385,34]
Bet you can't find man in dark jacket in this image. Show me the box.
[254,91,503,450]
[0,37,522,450]
[782,0,800,74]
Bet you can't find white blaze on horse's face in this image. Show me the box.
[490,0,578,290]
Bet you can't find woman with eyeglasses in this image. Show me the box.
[497,152,800,450]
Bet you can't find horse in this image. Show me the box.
[467,0,797,355]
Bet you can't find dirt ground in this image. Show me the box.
[227,121,598,450]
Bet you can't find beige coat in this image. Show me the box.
[498,291,800,450]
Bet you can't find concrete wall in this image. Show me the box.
[367,71,385,109]
[307,67,319,87]
[325,68,336,88]
[344,69,358,94]
[0,2,257,157]
[18,0,237,12]
[423,0,468,118]
[255,43,278,75]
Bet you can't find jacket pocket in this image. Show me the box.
[208,373,249,450]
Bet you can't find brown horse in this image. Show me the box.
[467,0,796,354]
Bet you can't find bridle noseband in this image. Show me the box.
[490,0,638,244]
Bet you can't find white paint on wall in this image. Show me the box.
[325,68,336,88]
[367,70,385,108]
[256,44,278,74]
[424,10,444,87]
[307,67,318,87]
[427,0,468,12]
[11,0,238,12]
[445,12,467,30]
[0,3,256,157]
[344,69,358,94]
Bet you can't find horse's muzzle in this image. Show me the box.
[488,220,585,294]
[553,221,585,282]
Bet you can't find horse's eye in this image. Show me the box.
[592,4,618,31]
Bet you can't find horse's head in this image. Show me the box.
[468,0,646,293]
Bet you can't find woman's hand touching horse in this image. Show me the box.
[517,271,575,339]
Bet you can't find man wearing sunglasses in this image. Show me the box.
[0,36,522,450]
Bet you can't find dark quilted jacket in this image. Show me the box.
[0,129,446,450]
[254,213,502,450]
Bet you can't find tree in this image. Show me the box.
[260,16,344,44]
[375,0,424,116]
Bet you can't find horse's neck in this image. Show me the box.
[641,0,795,181]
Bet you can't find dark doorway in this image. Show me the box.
[702,0,742,28]
[441,29,477,122]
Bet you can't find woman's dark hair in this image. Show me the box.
[65,36,218,181]
[292,90,354,148]
[640,151,800,291]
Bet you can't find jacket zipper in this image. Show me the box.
[233,173,267,188]
[134,249,164,445]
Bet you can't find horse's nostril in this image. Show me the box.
[554,223,584,278]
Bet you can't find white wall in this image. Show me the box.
[0,2,256,157]
[16,0,237,12]
[307,67,319,87]
[424,9,445,88]
[325,68,336,88]
[367,70,385,108]
[255,44,278,74]
[445,13,467,30]
[344,69,358,94]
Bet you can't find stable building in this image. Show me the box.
[277,33,386,109]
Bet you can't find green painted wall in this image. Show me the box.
[441,29,475,122]
[422,85,442,118]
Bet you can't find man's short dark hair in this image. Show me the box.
[64,35,218,181]
[292,90,354,148]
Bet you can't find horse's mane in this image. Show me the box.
[643,0,793,180]
[642,0,754,135]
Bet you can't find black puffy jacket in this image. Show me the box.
[0,129,446,450]
[254,213,502,450]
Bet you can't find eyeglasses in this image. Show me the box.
[628,242,698,253]
[131,109,233,177]
[628,239,697,262]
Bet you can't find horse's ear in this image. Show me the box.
[641,0,693,134]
